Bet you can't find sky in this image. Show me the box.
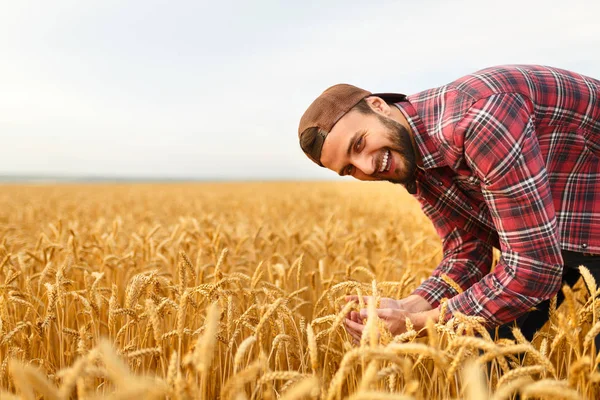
[1,0,599,180]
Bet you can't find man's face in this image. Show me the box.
[319,98,417,185]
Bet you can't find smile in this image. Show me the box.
[379,149,391,173]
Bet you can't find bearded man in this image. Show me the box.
[297,65,600,345]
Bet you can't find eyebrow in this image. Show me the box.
[337,130,362,176]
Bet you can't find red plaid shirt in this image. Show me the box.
[395,65,600,325]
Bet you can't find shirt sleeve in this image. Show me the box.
[447,92,564,326]
[411,199,494,308]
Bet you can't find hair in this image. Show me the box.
[351,98,376,115]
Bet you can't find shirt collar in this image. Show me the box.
[394,101,447,170]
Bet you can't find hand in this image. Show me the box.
[344,295,432,313]
[344,307,412,342]
[344,310,364,344]
[359,308,410,336]
[342,295,434,344]
[344,307,441,344]
[344,295,403,310]
[342,296,403,343]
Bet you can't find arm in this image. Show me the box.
[345,197,495,337]
[411,199,494,308]
[447,93,563,326]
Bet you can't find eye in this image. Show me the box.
[355,136,364,152]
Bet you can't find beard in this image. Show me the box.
[376,113,418,186]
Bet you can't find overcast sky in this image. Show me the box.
[2,0,599,180]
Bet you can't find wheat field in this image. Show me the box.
[0,182,599,400]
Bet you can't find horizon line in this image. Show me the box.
[0,173,342,184]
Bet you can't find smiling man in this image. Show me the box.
[298,65,600,345]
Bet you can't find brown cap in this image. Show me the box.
[298,84,407,167]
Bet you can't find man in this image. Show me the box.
[297,65,600,344]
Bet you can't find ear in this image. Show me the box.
[365,96,392,117]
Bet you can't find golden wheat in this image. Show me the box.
[0,182,596,399]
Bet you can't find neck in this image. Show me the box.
[389,104,424,168]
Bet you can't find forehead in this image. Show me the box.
[320,110,368,170]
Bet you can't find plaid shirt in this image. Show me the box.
[395,65,600,326]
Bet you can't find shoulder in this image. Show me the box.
[408,86,476,166]
[451,65,544,98]
[407,66,543,168]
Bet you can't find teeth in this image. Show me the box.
[386,151,390,171]
[380,151,388,172]
[379,151,390,172]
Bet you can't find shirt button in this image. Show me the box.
[468,205,473,210]
[437,181,443,186]
[581,243,588,249]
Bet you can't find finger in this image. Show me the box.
[360,308,395,319]
[345,325,362,344]
[344,323,362,342]
[345,295,373,304]
[344,318,365,334]
[358,308,376,319]
[375,308,395,319]
[350,311,361,323]
[344,318,363,332]
[344,318,362,332]
[345,325,361,341]
[347,328,361,346]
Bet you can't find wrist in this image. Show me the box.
[412,308,440,331]
[399,295,433,313]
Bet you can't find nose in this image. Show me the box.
[353,153,376,176]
